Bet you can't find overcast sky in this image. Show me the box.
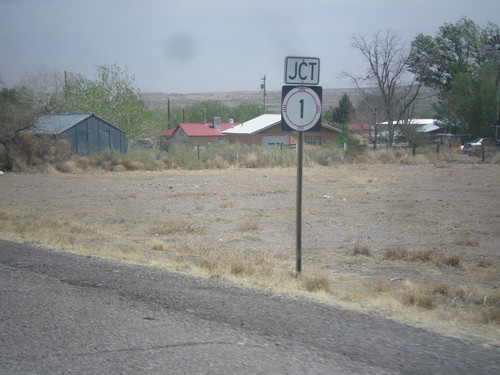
[1,0,499,93]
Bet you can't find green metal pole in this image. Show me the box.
[296,131,303,276]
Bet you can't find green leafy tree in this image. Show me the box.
[409,17,485,95]
[168,101,261,127]
[232,103,262,123]
[331,94,355,124]
[62,63,165,140]
[182,100,231,123]
[449,63,498,137]
[0,86,38,170]
[409,17,500,136]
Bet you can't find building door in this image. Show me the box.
[261,135,289,147]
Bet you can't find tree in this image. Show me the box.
[182,100,231,124]
[0,86,38,170]
[20,65,65,114]
[231,103,262,123]
[331,93,355,124]
[449,63,498,137]
[62,63,164,140]
[409,17,500,137]
[343,29,423,147]
[168,101,262,129]
[353,91,385,148]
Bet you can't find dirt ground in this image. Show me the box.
[1,162,499,345]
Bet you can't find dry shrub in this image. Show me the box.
[121,159,145,171]
[100,160,115,171]
[241,153,259,168]
[74,156,93,170]
[230,259,256,276]
[145,160,167,171]
[200,257,219,273]
[477,258,493,268]
[205,156,230,169]
[118,191,138,199]
[433,283,451,295]
[409,250,435,262]
[453,236,480,247]
[438,254,462,268]
[383,247,434,262]
[375,150,396,163]
[302,274,331,292]
[353,242,371,256]
[151,240,165,251]
[401,287,437,309]
[160,156,181,169]
[54,160,81,173]
[480,308,500,324]
[383,246,408,259]
[375,278,393,292]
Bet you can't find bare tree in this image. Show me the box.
[20,65,65,114]
[342,29,423,147]
[353,90,385,148]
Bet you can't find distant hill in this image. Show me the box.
[141,87,438,118]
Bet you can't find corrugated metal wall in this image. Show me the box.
[61,116,127,155]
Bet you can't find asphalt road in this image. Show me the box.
[1,240,499,374]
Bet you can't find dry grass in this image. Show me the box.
[237,218,260,232]
[1,163,499,347]
[149,221,207,236]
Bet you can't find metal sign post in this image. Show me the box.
[281,56,321,276]
[295,131,303,275]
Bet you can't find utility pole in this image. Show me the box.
[261,75,267,114]
[167,98,171,128]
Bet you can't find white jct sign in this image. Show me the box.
[284,56,320,85]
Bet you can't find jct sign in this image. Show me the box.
[284,56,320,85]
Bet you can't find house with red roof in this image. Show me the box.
[162,117,240,147]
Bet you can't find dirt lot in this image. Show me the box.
[1,162,499,345]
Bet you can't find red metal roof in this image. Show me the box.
[163,122,239,137]
[162,128,176,136]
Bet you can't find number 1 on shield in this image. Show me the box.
[299,99,304,119]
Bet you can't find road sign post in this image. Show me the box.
[281,56,321,276]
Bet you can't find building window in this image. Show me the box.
[304,135,322,146]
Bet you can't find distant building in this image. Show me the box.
[377,119,444,145]
[33,113,127,155]
[223,114,341,147]
[162,117,239,147]
[348,123,373,145]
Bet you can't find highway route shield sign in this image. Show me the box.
[281,85,322,132]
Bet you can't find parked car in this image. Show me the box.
[461,138,498,155]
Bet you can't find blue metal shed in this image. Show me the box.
[33,113,127,155]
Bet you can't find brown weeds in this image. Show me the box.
[353,242,371,256]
